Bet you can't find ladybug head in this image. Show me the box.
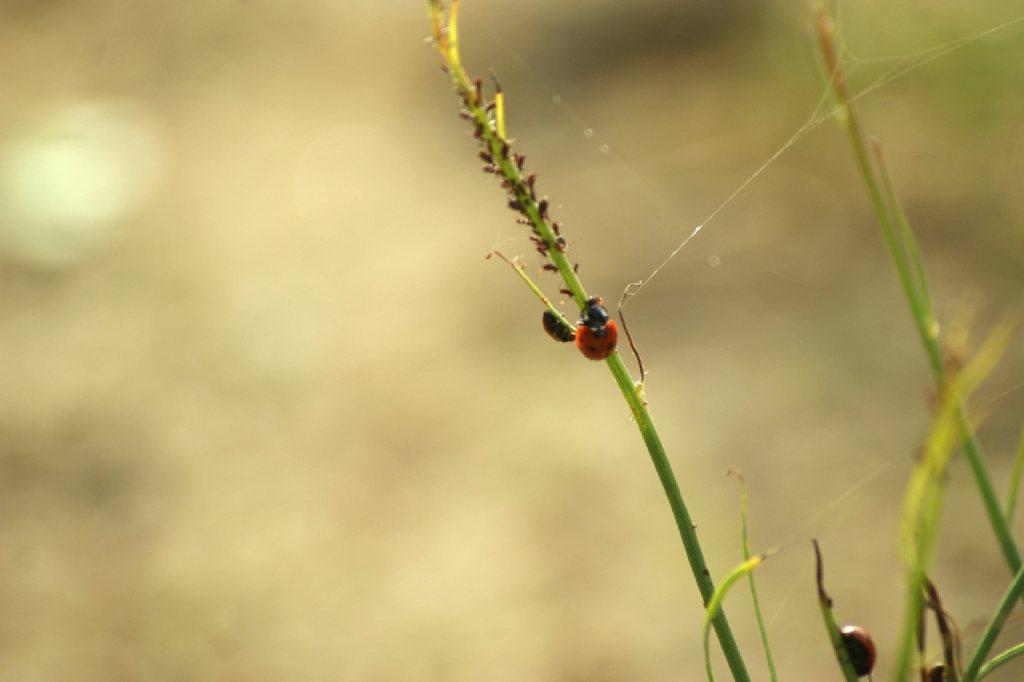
[581,297,611,329]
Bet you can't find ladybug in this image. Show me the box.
[542,310,575,343]
[839,625,876,678]
[575,297,618,361]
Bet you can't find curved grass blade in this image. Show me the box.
[974,642,1024,682]
[963,562,1024,681]
[813,539,861,682]
[704,552,772,682]
[730,470,778,682]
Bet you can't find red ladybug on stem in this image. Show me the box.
[575,297,618,361]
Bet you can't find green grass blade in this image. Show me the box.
[487,251,575,332]
[892,322,1014,681]
[427,7,754,680]
[812,540,861,682]
[704,553,770,682]
[974,642,1024,682]
[605,353,752,682]
[813,1,1024,602]
[1006,423,1024,523]
[869,139,935,336]
[963,562,1024,681]
[730,471,778,682]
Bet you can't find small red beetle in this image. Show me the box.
[575,297,618,361]
[542,310,575,343]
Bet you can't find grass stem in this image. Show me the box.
[427,3,751,680]
[963,561,1024,681]
[814,0,1023,617]
[605,353,752,682]
[1005,423,1024,523]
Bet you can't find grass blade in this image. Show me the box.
[963,562,1024,681]
[1006,423,1024,523]
[704,552,772,682]
[974,642,1024,682]
[813,540,861,682]
[892,322,1014,681]
[813,1,1024,606]
[730,471,778,682]
[427,4,752,680]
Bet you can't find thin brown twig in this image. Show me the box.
[618,282,646,384]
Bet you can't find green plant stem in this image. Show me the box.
[732,471,778,682]
[812,540,861,682]
[957,403,1023,572]
[892,573,925,682]
[1006,423,1024,523]
[974,643,1024,682]
[963,562,1024,681]
[704,554,768,682]
[605,352,751,682]
[892,322,1013,681]
[815,0,1022,592]
[429,5,751,680]
[488,251,576,331]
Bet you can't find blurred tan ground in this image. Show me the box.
[0,1,1023,680]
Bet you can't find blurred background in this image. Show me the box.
[0,0,1022,679]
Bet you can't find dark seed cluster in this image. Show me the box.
[443,65,579,280]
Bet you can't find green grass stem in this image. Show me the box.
[731,471,778,682]
[963,562,1024,681]
[428,4,751,681]
[812,540,861,682]
[1006,423,1024,523]
[604,352,752,682]
[815,0,1024,619]
[487,251,576,332]
[870,140,934,324]
[974,642,1024,682]
[892,322,1013,681]
[703,552,769,682]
